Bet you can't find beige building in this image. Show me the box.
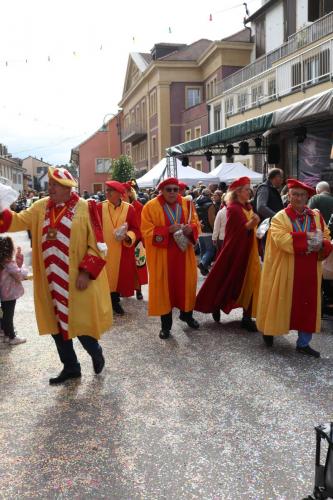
[204,0,333,181]
[22,156,51,191]
[0,144,25,192]
[119,34,253,174]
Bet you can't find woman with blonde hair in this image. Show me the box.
[195,177,261,331]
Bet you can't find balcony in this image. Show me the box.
[215,10,333,97]
[121,123,147,144]
[222,38,333,118]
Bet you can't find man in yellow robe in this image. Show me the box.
[256,179,332,357]
[141,177,201,339]
[0,167,112,384]
[97,180,141,315]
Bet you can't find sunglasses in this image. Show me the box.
[165,187,179,193]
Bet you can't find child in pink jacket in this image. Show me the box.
[0,237,28,345]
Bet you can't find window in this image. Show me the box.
[141,99,146,125]
[186,87,201,108]
[185,129,192,142]
[151,136,157,157]
[308,0,333,21]
[95,158,112,173]
[268,78,276,98]
[194,126,201,139]
[150,91,157,116]
[214,106,221,130]
[195,161,202,171]
[225,97,234,117]
[93,183,103,194]
[132,145,139,163]
[255,16,266,58]
[237,92,248,112]
[251,83,264,106]
[13,173,17,184]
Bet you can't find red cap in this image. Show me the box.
[178,181,188,191]
[228,176,251,191]
[158,177,179,190]
[105,180,126,194]
[122,182,132,191]
[287,179,315,197]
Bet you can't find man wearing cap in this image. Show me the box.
[257,179,332,357]
[0,167,112,384]
[195,177,261,331]
[97,180,140,315]
[141,177,201,339]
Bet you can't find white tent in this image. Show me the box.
[208,162,263,184]
[136,158,220,189]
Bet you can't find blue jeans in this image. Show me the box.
[297,331,313,348]
[199,235,216,269]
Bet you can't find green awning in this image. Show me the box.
[166,113,274,156]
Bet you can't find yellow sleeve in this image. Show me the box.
[270,213,295,254]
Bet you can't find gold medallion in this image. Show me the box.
[47,227,58,240]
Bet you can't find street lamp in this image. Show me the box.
[100,110,122,131]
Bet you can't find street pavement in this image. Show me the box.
[1,231,333,499]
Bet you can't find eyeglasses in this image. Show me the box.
[165,187,179,193]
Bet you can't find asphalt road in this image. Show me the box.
[1,231,332,499]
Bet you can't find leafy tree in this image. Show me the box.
[111,155,134,182]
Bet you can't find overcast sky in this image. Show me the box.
[0,0,261,165]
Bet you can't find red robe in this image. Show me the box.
[132,199,148,286]
[195,201,260,315]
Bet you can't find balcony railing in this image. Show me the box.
[215,10,333,96]
[222,38,333,118]
[121,123,147,143]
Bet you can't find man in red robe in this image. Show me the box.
[141,178,201,339]
[97,181,141,315]
[195,177,261,331]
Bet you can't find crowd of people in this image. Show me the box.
[1,165,333,385]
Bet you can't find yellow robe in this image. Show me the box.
[141,196,200,316]
[256,209,330,335]
[100,200,137,293]
[4,198,112,339]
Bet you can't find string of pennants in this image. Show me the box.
[1,1,254,66]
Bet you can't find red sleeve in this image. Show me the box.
[79,254,106,279]
[322,239,332,260]
[0,210,12,232]
[291,232,308,254]
[152,226,169,248]
[126,204,141,241]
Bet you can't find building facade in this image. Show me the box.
[119,35,253,174]
[0,145,25,192]
[22,156,51,191]
[206,0,333,183]
[71,114,122,194]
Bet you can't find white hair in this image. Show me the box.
[316,181,330,194]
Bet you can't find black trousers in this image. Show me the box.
[1,300,16,339]
[161,310,193,331]
[52,334,102,372]
[111,292,120,307]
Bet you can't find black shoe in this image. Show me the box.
[113,303,125,315]
[136,290,143,300]
[179,313,200,329]
[198,263,209,276]
[212,310,221,323]
[296,345,320,358]
[241,317,258,332]
[92,351,105,374]
[263,335,274,347]
[49,369,81,385]
[159,329,170,339]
